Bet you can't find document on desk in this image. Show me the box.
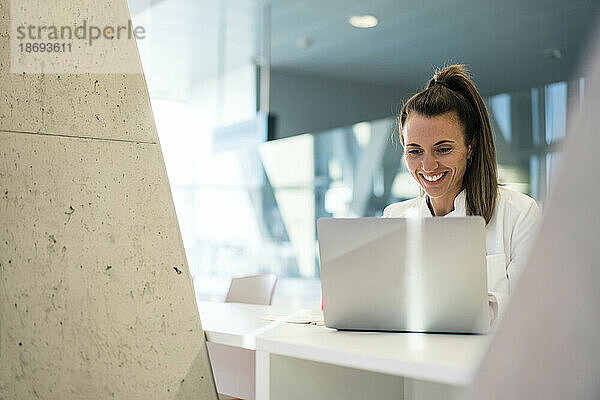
[262,309,324,325]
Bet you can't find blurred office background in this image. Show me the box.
[127,0,599,308]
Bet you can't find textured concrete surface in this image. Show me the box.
[0,0,217,399]
[7,0,144,74]
[0,1,157,142]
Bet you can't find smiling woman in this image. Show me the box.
[383,65,541,324]
[403,112,471,217]
[395,65,498,222]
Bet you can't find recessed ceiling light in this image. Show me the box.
[349,15,378,29]
[543,48,564,59]
[296,37,313,50]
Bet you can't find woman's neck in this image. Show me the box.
[427,190,461,216]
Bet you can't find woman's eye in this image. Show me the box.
[407,149,422,155]
[437,147,451,153]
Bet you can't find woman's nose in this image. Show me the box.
[421,153,438,172]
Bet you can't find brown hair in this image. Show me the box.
[398,64,498,224]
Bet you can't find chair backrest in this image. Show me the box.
[225,273,278,305]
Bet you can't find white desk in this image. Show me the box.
[198,302,295,400]
[199,302,313,399]
[198,301,288,349]
[199,302,491,400]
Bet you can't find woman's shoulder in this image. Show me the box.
[382,197,422,218]
[496,186,541,220]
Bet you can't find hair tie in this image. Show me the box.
[433,78,452,91]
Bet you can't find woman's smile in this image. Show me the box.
[420,171,449,184]
[403,111,471,215]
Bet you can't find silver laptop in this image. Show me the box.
[317,217,489,334]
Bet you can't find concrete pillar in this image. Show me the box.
[0,1,217,398]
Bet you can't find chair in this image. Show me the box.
[224,273,278,305]
[210,273,278,399]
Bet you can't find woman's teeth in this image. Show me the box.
[422,172,445,182]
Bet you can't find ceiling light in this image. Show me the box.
[349,15,378,29]
[296,37,313,50]
[543,48,564,59]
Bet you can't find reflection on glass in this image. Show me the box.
[260,135,315,277]
[490,94,512,144]
[545,82,568,144]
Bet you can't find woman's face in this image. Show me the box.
[402,111,471,202]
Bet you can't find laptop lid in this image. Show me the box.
[317,217,489,334]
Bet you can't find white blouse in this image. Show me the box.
[382,186,541,322]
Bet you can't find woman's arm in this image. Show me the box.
[490,199,542,323]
